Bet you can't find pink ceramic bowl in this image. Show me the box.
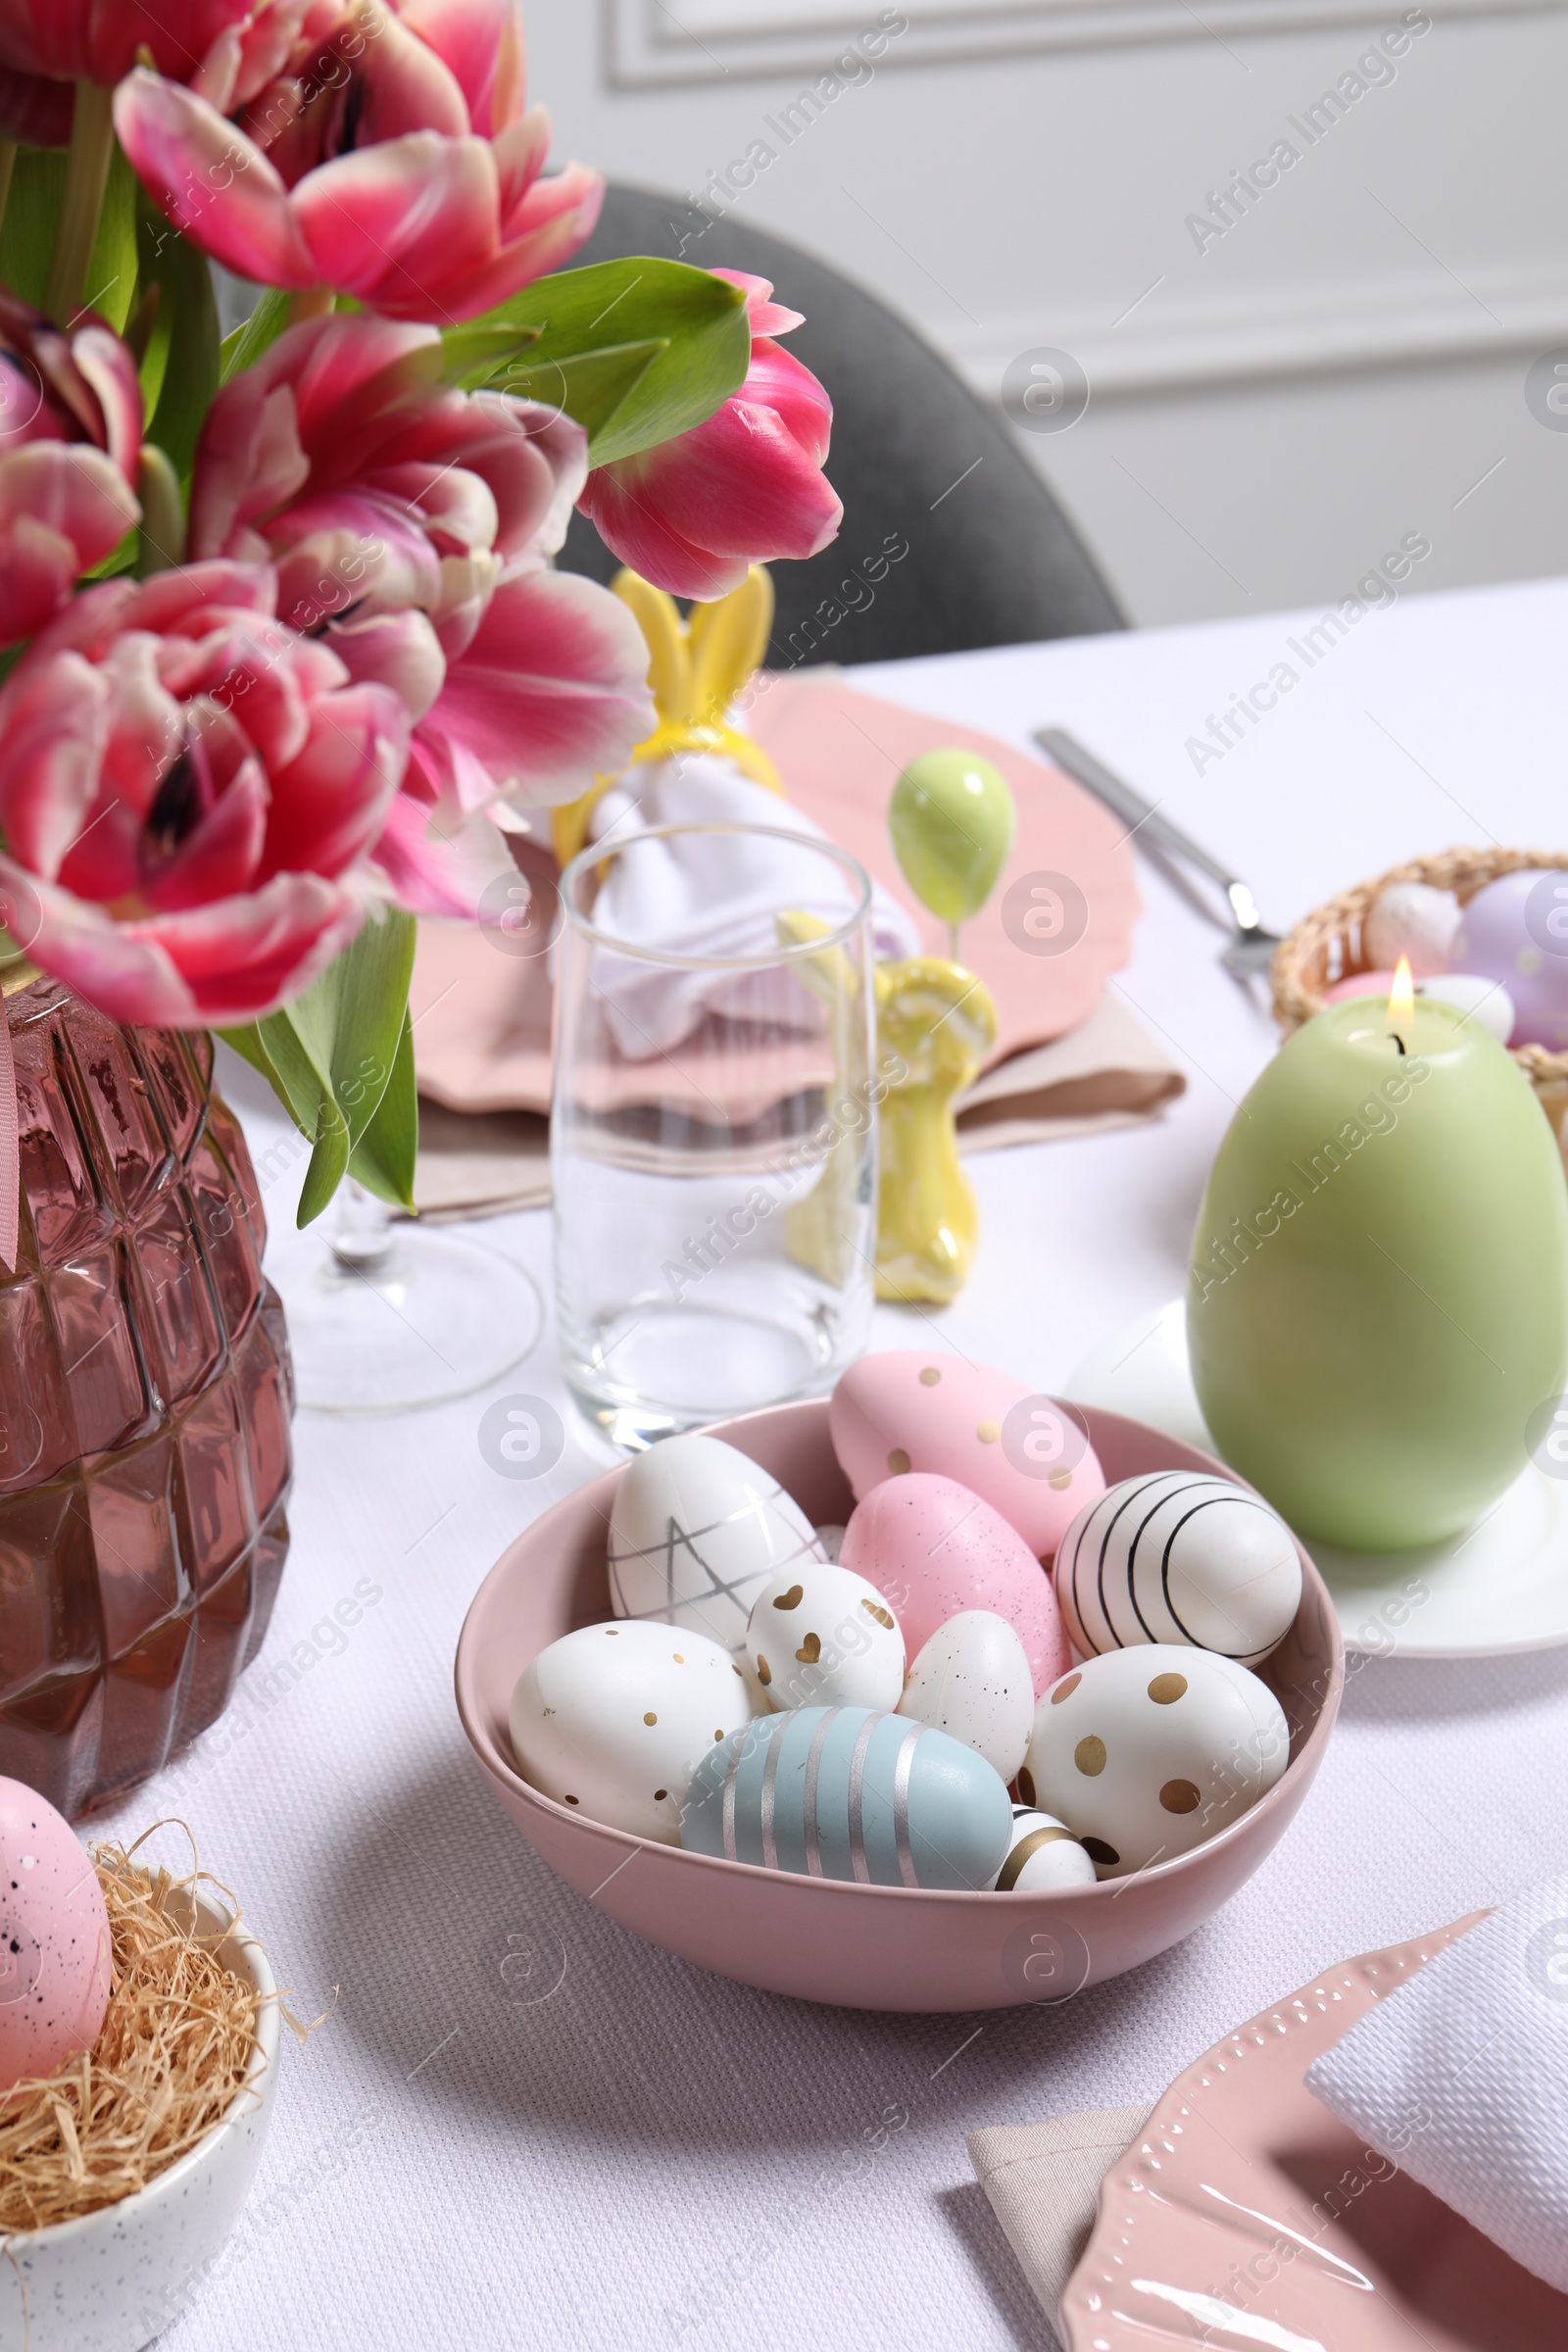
[454,1403,1343,2012]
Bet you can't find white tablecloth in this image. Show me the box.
[111,575,1568,2352]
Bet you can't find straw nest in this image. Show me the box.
[0,1835,265,2236]
[1271,847,1568,1155]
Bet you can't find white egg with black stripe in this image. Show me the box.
[681,1705,1011,1891]
[1054,1471,1300,1666]
[992,1806,1098,1892]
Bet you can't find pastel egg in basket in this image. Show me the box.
[454,1402,1342,2013]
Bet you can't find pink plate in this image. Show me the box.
[411,676,1140,1114]
[454,1402,1343,2012]
[1061,1914,1568,2349]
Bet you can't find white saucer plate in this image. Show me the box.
[1065,1299,1568,1659]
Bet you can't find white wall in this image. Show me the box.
[529,1,1568,626]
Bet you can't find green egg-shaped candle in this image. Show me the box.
[889,751,1014,929]
[1188,992,1568,1550]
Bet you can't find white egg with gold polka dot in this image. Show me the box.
[1054,1470,1300,1667]
[509,1621,756,1843]
[746,1560,906,1713]
[992,1805,1098,1892]
[1022,1645,1290,1880]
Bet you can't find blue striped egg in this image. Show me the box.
[681,1705,1011,1891]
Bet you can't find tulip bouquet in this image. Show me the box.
[0,0,842,1224]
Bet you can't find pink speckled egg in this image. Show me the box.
[0,1778,112,2093]
[829,1351,1103,1557]
[839,1474,1070,1698]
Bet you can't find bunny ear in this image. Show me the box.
[688,564,773,723]
[612,567,693,724]
[776,906,860,1006]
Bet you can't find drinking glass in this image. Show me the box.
[553,822,879,1446]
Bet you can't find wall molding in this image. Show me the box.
[607,0,1566,85]
[939,265,1568,403]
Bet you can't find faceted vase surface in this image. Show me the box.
[0,980,294,1818]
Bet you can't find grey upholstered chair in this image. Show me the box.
[558,186,1125,667]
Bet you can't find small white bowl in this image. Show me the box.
[0,1894,280,2352]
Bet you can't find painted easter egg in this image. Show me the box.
[746,1561,906,1713]
[682,1706,1011,1890]
[1054,1471,1300,1666]
[1363,881,1460,976]
[1450,870,1568,1050]
[889,750,1015,928]
[830,1351,1104,1558]
[0,1778,112,2092]
[897,1610,1033,1781]
[840,1472,1070,1698]
[608,1432,824,1652]
[509,1622,755,1842]
[993,1806,1098,1892]
[1022,1646,1290,1879]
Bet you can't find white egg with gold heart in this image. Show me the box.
[746,1560,905,1712]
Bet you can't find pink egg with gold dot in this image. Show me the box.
[0,1778,112,2093]
[840,1473,1070,1698]
[829,1351,1103,1557]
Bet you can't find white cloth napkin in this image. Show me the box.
[1306,1874,1568,2293]
[584,753,918,1059]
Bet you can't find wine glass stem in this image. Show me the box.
[330,1179,395,1276]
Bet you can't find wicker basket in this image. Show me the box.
[1272,846,1568,1160]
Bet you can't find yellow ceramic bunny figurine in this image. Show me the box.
[775,914,999,1307]
[550,565,783,867]
[871,957,998,1304]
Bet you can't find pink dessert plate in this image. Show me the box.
[454,1400,1342,2014]
[1060,1912,1568,2350]
[411,675,1141,1114]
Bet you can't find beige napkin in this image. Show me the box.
[404,991,1182,1219]
[967,2105,1151,2334]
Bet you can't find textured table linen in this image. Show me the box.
[96,574,1568,2352]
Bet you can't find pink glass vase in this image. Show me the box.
[0,978,293,1818]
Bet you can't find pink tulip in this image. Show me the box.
[0,0,306,113]
[114,0,603,322]
[575,270,842,601]
[0,563,411,1025]
[187,313,652,908]
[0,293,143,646]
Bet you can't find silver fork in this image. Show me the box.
[1034,727,1284,978]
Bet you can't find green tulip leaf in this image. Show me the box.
[346,1009,417,1209]
[218,284,290,383]
[136,202,219,478]
[85,145,140,332]
[0,148,66,312]
[446,258,750,466]
[218,906,418,1227]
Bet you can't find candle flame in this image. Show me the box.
[1389,956,1415,1033]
